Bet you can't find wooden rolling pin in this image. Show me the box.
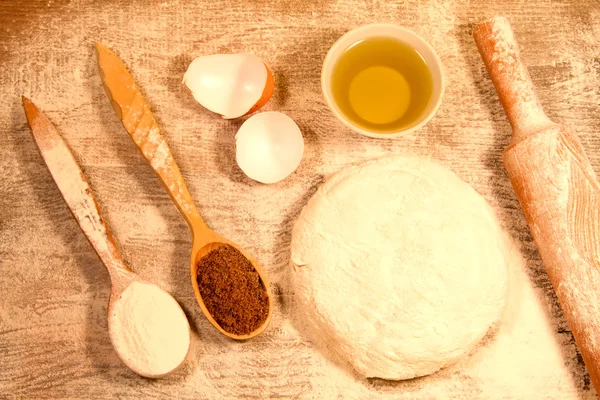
[473,17,600,391]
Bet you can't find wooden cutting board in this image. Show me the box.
[1,0,599,398]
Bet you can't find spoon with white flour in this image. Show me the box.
[22,97,191,378]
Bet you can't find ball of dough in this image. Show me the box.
[290,156,509,380]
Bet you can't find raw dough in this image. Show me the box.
[290,156,509,380]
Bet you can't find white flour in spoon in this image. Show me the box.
[108,281,191,378]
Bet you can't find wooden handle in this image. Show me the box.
[473,16,553,143]
[22,97,132,284]
[121,103,204,230]
[474,18,600,392]
[95,43,206,231]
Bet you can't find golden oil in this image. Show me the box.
[331,37,433,133]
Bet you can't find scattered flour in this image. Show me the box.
[6,1,600,397]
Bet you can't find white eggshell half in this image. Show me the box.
[183,54,267,119]
[236,112,304,184]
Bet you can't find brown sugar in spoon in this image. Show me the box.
[22,97,191,378]
[95,43,272,340]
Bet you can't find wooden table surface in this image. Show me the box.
[2,0,600,398]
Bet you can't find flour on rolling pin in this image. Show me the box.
[475,17,552,138]
[473,16,600,392]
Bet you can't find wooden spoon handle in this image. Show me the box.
[124,115,204,230]
[95,43,205,231]
[22,97,131,282]
[473,17,600,392]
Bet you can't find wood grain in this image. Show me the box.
[1,0,600,398]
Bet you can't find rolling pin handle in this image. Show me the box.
[472,17,553,143]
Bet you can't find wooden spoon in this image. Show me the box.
[22,97,190,378]
[95,43,273,340]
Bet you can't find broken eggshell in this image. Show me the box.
[183,54,274,119]
[236,112,304,184]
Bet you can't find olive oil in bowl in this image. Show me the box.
[331,37,433,134]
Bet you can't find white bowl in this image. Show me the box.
[321,24,445,139]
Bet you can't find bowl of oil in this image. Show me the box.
[321,24,445,138]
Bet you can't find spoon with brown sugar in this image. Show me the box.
[95,42,272,339]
